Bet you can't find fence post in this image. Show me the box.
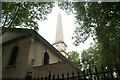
[40,77,43,80]
[101,66,106,80]
[33,78,35,80]
[77,71,80,80]
[95,67,99,80]
[72,72,74,80]
[57,74,59,80]
[115,64,120,79]
[67,73,69,80]
[89,68,92,80]
[94,76,96,80]
[108,66,114,80]
[45,76,47,80]
[53,75,55,80]
[62,73,64,80]
[37,76,39,80]
[48,74,51,80]
[83,70,86,80]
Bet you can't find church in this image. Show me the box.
[1,14,82,79]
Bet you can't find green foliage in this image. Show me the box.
[68,51,81,68]
[72,2,120,45]
[81,43,102,69]
[2,2,54,28]
[59,2,120,66]
[58,2,74,14]
[73,2,120,66]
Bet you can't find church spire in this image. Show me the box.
[53,13,68,58]
[56,13,64,42]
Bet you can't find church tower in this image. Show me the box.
[53,13,68,58]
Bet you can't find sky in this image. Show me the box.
[38,4,94,53]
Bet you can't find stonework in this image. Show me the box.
[1,28,81,79]
[2,37,31,78]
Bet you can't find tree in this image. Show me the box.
[73,2,120,66]
[81,43,102,69]
[59,2,120,66]
[68,51,81,68]
[2,2,54,33]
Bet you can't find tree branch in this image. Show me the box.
[2,15,8,28]
[2,3,21,35]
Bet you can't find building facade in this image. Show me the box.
[1,28,81,79]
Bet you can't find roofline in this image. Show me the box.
[59,50,69,56]
[52,41,67,47]
[1,35,30,46]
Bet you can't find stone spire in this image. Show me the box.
[53,13,68,58]
[56,13,64,42]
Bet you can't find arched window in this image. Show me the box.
[8,46,19,66]
[43,52,49,65]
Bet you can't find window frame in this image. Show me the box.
[8,45,19,66]
[43,52,49,65]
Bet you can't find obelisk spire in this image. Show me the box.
[53,13,68,58]
[56,13,64,42]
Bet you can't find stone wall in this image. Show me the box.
[32,62,80,78]
[29,38,62,67]
[2,37,31,78]
[2,36,63,78]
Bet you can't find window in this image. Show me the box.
[43,52,49,65]
[31,59,35,67]
[8,46,19,66]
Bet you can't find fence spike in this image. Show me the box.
[101,66,106,80]
[89,68,92,80]
[33,77,35,80]
[45,76,47,80]
[62,73,64,80]
[57,74,59,80]
[37,76,39,80]
[77,71,80,80]
[67,73,69,80]
[83,69,86,80]
[95,67,99,80]
[40,77,43,80]
[115,64,120,79]
[48,73,51,80]
[53,74,55,80]
[72,72,74,80]
[108,66,114,80]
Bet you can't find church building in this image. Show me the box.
[1,14,82,79]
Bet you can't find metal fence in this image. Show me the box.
[2,65,120,80]
[29,65,120,80]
